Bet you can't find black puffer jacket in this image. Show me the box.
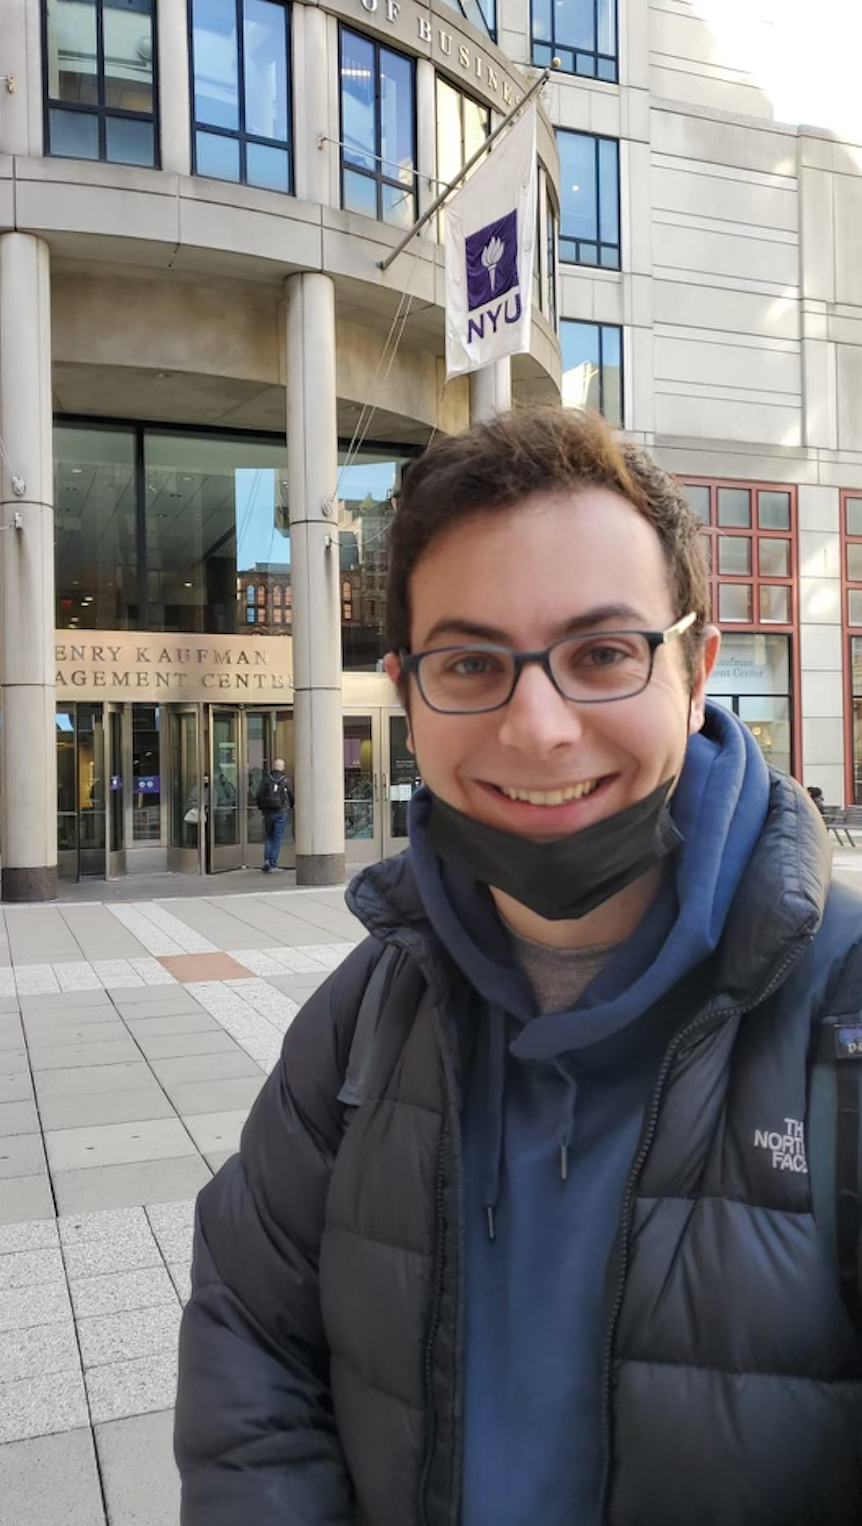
[176,773,862,1525]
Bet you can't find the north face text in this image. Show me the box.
[753,1117,808,1173]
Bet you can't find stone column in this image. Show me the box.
[285,272,345,885]
[156,0,192,176]
[291,4,331,206]
[0,233,57,901]
[469,359,512,422]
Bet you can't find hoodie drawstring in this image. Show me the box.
[554,1061,579,1182]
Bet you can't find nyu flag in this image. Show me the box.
[445,104,537,379]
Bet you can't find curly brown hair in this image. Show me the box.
[385,406,709,686]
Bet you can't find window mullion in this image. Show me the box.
[95,0,107,157]
[375,44,383,220]
[237,0,247,180]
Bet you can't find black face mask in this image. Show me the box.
[425,781,682,921]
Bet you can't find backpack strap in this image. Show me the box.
[812,938,862,1329]
[337,944,404,1109]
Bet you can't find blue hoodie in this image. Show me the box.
[408,705,771,1526]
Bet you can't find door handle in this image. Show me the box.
[373,773,379,801]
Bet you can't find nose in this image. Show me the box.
[496,659,586,755]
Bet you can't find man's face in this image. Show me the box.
[384,488,719,842]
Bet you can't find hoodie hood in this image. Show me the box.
[405,703,774,1061]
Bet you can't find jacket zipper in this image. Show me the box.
[598,942,806,1525]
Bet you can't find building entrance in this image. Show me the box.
[56,702,127,880]
[206,707,296,872]
[342,710,421,864]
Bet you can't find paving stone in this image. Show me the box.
[0,1217,58,1254]
[19,990,113,1013]
[62,1231,163,1282]
[53,963,103,992]
[69,1264,178,1320]
[78,1301,181,1368]
[166,1261,191,1305]
[204,1150,235,1174]
[0,1100,38,1136]
[59,1206,152,1248]
[0,1426,103,1524]
[133,1028,241,1060]
[85,1349,178,1425]
[95,1409,180,1526]
[0,1279,72,1333]
[45,1119,196,1174]
[28,1038,141,1072]
[128,958,177,986]
[0,1366,89,1442]
[0,1318,79,1382]
[38,1087,174,1132]
[0,1247,64,1291]
[0,1175,54,1225]
[145,1200,194,1266]
[162,1076,264,1115]
[34,1061,153,1098]
[52,1155,211,1215]
[111,986,203,1010]
[181,1109,248,1156]
[0,1134,46,1179]
[149,1051,262,1085]
[0,1017,24,1051]
[0,1048,29,1078]
[21,1019,129,1047]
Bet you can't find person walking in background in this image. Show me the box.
[255,757,293,872]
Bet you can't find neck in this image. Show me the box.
[491,864,662,949]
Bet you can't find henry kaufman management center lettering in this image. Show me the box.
[54,633,295,702]
[444,103,536,378]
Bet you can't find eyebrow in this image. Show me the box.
[418,603,654,648]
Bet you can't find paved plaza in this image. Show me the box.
[0,875,364,1525]
[1,851,861,1523]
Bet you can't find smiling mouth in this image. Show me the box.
[495,779,601,807]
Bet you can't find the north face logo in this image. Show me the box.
[753,1116,808,1173]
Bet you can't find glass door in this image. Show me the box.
[106,704,126,878]
[167,708,203,873]
[209,709,242,871]
[78,703,107,877]
[383,712,421,857]
[343,713,380,863]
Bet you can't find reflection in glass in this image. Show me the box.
[196,130,240,180]
[849,590,862,627]
[46,0,98,105]
[759,539,790,577]
[193,0,239,130]
[560,320,622,424]
[718,536,750,575]
[388,715,420,840]
[103,0,154,113]
[144,432,289,635]
[344,718,374,840]
[557,131,619,267]
[758,491,791,530]
[45,0,156,165]
[847,498,862,536]
[718,583,752,621]
[244,0,288,140]
[246,142,289,192]
[109,709,124,855]
[848,543,862,582]
[532,0,617,79]
[170,712,200,850]
[54,426,138,630]
[738,696,791,775]
[686,485,711,523]
[339,448,414,670]
[56,706,78,857]
[759,585,789,623]
[717,488,751,528]
[853,639,862,802]
[212,711,240,845]
[340,29,415,225]
[132,704,161,842]
[435,80,489,239]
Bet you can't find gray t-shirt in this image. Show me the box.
[509,929,616,1014]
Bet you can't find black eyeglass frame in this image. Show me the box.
[399,612,697,714]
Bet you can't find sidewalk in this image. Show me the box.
[0,881,363,1525]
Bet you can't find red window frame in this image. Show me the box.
[681,477,801,779]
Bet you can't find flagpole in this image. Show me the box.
[377,61,558,273]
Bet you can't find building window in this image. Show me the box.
[43,0,158,166]
[340,28,416,228]
[546,199,558,329]
[683,480,798,777]
[557,131,619,268]
[560,321,622,425]
[842,494,862,801]
[435,76,489,236]
[190,0,292,192]
[531,0,617,82]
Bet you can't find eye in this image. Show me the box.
[445,650,506,677]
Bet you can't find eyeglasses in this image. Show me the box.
[400,612,697,715]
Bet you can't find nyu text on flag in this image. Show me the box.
[444,104,537,379]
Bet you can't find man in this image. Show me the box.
[176,408,862,1524]
[255,756,293,871]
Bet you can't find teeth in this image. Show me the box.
[499,780,599,806]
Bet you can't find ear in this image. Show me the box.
[689,626,721,735]
[383,652,414,752]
